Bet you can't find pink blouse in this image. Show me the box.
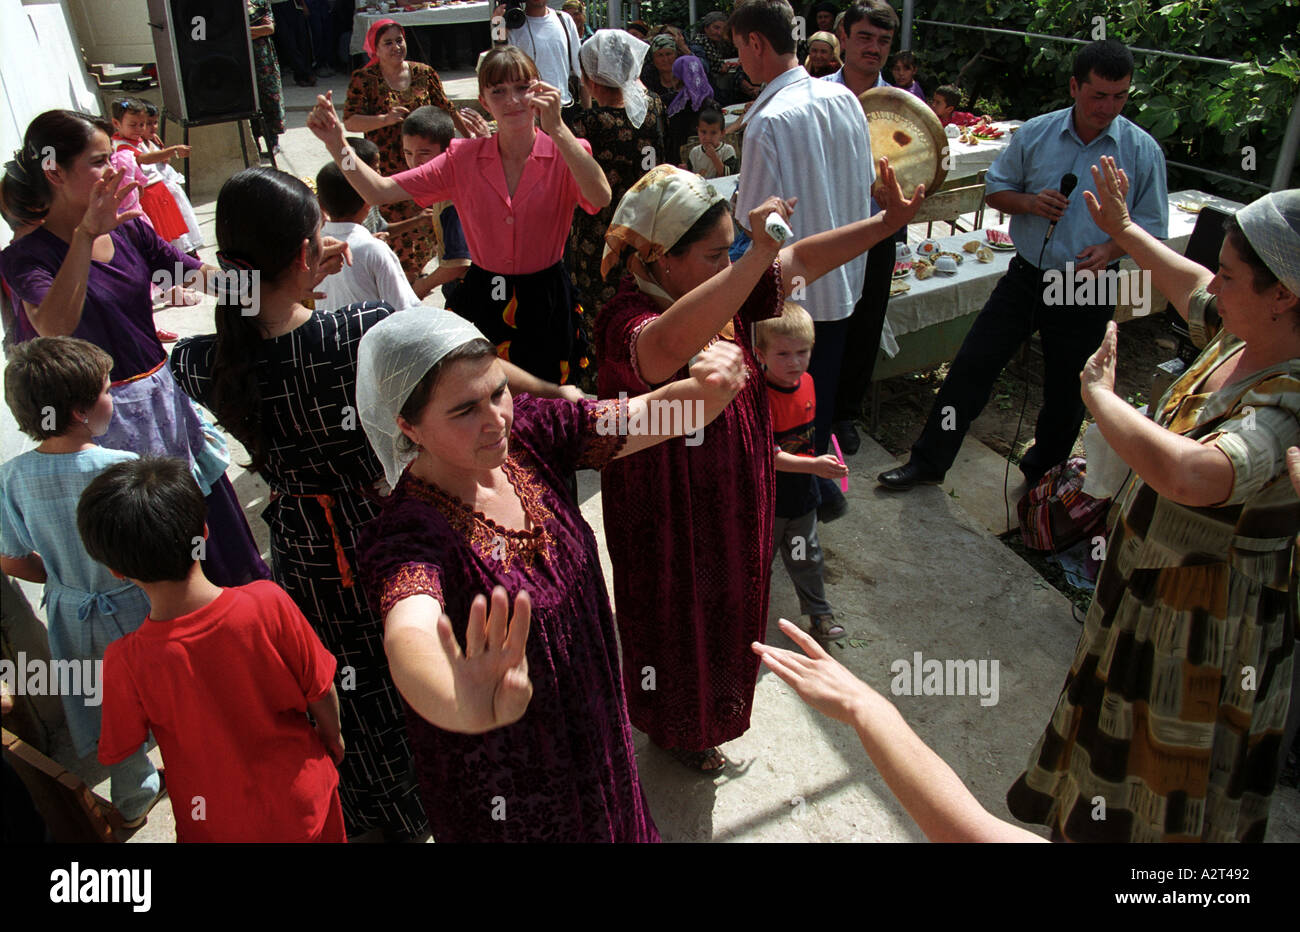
[390,131,599,276]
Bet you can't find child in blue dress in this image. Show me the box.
[0,336,161,826]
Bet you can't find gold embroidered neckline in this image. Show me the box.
[402,454,555,572]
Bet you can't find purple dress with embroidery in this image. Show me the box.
[595,264,780,751]
[357,394,658,843]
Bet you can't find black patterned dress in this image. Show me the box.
[565,95,665,392]
[171,304,428,838]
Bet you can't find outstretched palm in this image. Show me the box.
[437,586,533,731]
[876,156,925,230]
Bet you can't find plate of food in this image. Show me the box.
[1175,201,1203,213]
[893,261,913,278]
[985,229,1016,251]
[890,279,912,296]
[934,250,964,266]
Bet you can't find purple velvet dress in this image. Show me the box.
[357,394,659,843]
[595,264,780,751]
[0,219,267,587]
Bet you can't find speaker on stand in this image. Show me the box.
[146,0,275,194]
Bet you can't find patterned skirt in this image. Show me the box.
[103,363,268,587]
[1006,510,1297,842]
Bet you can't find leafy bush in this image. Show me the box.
[914,0,1299,198]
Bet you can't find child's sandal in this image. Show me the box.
[809,614,845,641]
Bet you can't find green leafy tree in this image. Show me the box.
[915,0,1299,197]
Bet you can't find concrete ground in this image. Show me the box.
[32,71,1299,842]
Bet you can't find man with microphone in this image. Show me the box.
[878,39,1168,491]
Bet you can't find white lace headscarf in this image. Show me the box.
[357,308,488,488]
[1235,189,1300,299]
[579,29,651,128]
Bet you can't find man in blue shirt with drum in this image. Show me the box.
[878,38,1168,490]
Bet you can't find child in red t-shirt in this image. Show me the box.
[754,302,850,642]
[929,85,991,128]
[80,456,346,843]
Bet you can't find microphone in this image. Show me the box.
[1043,173,1078,244]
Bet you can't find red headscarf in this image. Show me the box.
[363,18,403,66]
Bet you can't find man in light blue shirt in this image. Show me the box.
[879,39,1169,491]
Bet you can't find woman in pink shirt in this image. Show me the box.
[308,47,611,385]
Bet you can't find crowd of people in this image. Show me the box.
[0,0,1296,845]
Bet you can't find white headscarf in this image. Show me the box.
[357,308,488,489]
[579,29,651,128]
[1235,189,1300,299]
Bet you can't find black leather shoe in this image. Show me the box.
[833,421,861,456]
[876,461,944,490]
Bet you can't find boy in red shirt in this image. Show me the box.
[929,85,988,127]
[80,457,346,843]
[755,303,850,641]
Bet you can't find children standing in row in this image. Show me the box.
[687,109,737,180]
[84,456,348,843]
[109,99,196,255]
[754,303,849,641]
[0,337,161,827]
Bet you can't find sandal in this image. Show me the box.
[665,746,728,774]
[809,614,846,641]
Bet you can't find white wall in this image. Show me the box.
[1,0,100,608]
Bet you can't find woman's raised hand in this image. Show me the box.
[386,105,412,126]
[309,236,353,296]
[77,166,144,238]
[876,156,924,231]
[527,80,564,134]
[437,587,534,731]
[1083,155,1133,238]
[1080,319,1119,406]
[307,90,347,151]
[747,195,798,253]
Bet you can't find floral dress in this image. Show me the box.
[344,60,467,280]
[565,95,665,392]
[248,0,285,138]
[1007,288,1300,842]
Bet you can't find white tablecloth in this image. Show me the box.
[885,189,1247,349]
[349,3,492,55]
[942,121,1021,181]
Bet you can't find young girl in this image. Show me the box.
[0,336,161,828]
[109,99,194,255]
[141,101,204,254]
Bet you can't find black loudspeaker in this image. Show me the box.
[147,0,259,124]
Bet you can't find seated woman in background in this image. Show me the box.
[1007,157,1300,842]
